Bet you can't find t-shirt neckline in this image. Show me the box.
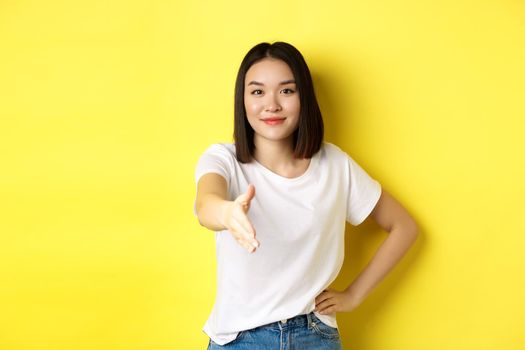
[251,147,321,182]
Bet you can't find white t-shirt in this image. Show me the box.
[194,142,382,345]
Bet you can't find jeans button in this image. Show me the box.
[281,319,287,324]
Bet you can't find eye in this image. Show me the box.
[251,89,263,95]
[281,88,295,94]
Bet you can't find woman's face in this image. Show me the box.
[244,58,300,146]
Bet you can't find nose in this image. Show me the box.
[265,93,282,112]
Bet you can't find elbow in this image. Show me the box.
[196,210,207,228]
[195,202,214,230]
[406,219,419,243]
[391,217,419,242]
[196,213,204,227]
[194,202,205,227]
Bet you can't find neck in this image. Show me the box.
[253,135,295,165]
[252,135,311,179]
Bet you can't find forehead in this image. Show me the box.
[245,58,294,84]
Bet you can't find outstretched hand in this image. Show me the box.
[224,184,260,253]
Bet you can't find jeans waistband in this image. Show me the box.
[257,312,316,331]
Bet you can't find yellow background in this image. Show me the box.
[1,0,524,349]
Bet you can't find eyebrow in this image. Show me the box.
[247,79,296,86]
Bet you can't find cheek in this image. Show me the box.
[244,99,261,116]
[284,97,300,115]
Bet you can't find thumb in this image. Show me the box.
[236,184,256,206]
[245,184,255,202]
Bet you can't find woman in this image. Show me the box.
[194,42,419,349]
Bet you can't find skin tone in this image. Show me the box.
[195,57,419,317]
[244,57,310,178]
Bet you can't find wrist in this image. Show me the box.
[343,286,366,306]
[219,200,234,230]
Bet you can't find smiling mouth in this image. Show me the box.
[262,117,286,121]
[262,117,286,125]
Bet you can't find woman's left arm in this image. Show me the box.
[315,189,419,315]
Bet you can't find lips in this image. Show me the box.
[263,117,285,122]
[262,117,286,125]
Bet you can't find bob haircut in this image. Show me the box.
[234,42,324,163]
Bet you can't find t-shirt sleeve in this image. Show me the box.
[193,144,233,216]
[346,155,382,226]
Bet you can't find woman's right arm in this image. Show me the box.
[195,173,231,231]
[195,173,260,253]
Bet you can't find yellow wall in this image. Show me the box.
[1,0,524,349]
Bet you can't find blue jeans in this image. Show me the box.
[207,312,342,349]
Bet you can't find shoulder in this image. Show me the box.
[320,142,349,161]
[195,143,238,183]
[322,142,344,154]
[203,142,235,153]
[201,143,237,159]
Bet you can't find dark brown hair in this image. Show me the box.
[234,42,324,163]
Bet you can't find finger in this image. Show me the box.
[240,234,259,249]
[316,298,336,313]
[315,296,335,310]
[241,240,256,253]
[229,219,251,240]
[234,212,256,238]
[232,207,258,244]
[315,290,332,305]
[318,306,337,315]
[240,236,258,253]
[230,220,259,249]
